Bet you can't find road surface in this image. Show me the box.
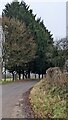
[2,80,38,118]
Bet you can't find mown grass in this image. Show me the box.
[0,78,13,84]
[0,78,38,85]
[0,80,2,84]
[29,69,67,118]
[2,80,13,84]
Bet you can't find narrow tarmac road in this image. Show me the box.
[2,80,38,118]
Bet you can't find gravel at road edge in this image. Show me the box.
[11,88,35,118]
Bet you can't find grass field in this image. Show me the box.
[0,78,39,85]
[0,78,13,84]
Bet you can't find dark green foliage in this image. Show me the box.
[2,17,36,79]
[2,0,55,79]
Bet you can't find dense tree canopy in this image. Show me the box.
[2,0,55,80]
[2,17,36,79]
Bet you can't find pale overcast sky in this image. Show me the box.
[0,0,67,40]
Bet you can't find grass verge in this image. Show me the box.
[29,69,67,118]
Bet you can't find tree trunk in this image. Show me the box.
[4,71,6,81]
[28,70,30,79]
[12,73,14,81]
[4,67,6,81]
[38,73,40,80]
[19,72,21,80]
[25,72,27,79]
[15,73,17,80]
[42,74,43,79]
[22,70,24,79]
[35,73,36,79]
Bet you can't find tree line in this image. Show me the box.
[2,0,68,81]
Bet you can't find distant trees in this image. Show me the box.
[53,38,68,69]
[2,0,55,80]
[59,38,68,61]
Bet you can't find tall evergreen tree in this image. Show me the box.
[2,17,36,80]
[2,0,54,79]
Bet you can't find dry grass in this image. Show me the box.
[29,67,67,118]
